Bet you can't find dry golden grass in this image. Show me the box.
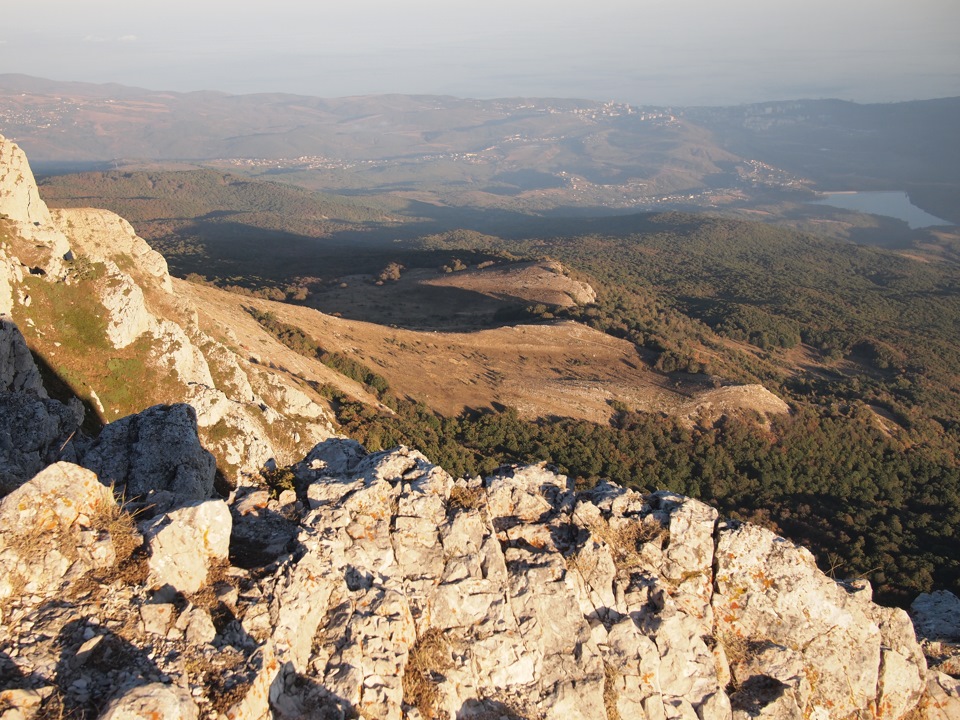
[403,628,452,719]
[88,495,141,566]
[579,514,667,572]
[448,484,486,513]
[604,663,622,720]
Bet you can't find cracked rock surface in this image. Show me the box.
[0,437,940,720]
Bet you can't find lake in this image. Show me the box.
[810,191,951,229]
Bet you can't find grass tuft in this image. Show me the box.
[403,628,451,719]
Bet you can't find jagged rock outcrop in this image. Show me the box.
[0,319,43,395]
[715,523,925,719]
[0,135,72,279]
[0,391,81,493]
[0,320,81,493]
[79,403,216,510]
[215,439,931,720]
[0,133,335,486]
[49,208,174,294]
[0,418,948,719]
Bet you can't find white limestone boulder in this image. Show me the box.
[0,462,118,604]
[142,499,231,594]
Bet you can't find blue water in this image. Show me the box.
[810,191,951,229]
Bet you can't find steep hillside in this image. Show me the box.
[1,135,337,484]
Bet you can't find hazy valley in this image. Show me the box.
[1,73,960,718]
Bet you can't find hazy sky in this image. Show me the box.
[2,0,958,105]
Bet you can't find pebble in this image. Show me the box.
[82,627,95,640]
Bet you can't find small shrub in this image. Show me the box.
[88,496,142,566]
[260,466,297,499]
[448,484,486,513]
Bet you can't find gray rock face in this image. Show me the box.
[0,391,81,493]
[912,590,960,642]
[0,319,45,396]
[80,403,216,509]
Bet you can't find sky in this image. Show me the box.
[2,0,959,106]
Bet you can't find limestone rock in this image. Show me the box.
[713,521,924,719]
[0,688,46,720]
[80,403,216,509]
[99,683,199,720]
[142,500,231,594]
[0,243,21,316]
[0,462,117,605]
[149,320,213,387]
[922,672,960,720]
[98,261,154,349]
[297,437,368,487]
[195,334,256,402]
[257,370,327,420]
[230,486,300,569]
[0,441,933,720]
[188,384,274,481]
[0,135,72,278]
[50,207,174,293]
[217,643,281,720]
[0,137,54,229]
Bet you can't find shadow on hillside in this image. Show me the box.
[308,277,549,332]
[28,345,106,435]
[161,206,682,283]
